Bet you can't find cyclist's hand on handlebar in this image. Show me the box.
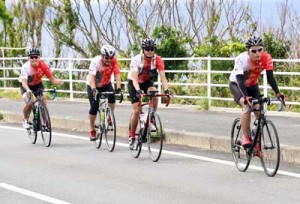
[244,96,253,106]
[26,90,32,98]
[92,88,98,98]
[115,88,123,94]
[277,93,285,106]
[136,89,143,98]
[164,89,171,95]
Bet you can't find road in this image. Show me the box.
[1,124,300,204]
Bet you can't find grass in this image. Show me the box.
[0,90,21,99]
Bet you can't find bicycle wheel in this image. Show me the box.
[260,120,280,177]
[147,112,163,162]
[129,114,142,158]
[104,108,116,152]
[231,118,250,172]
[39,105,52,147]
[27,110,37,144]
[94,110,103,149]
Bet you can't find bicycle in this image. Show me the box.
[129,90,172,162]
[26,88,57,147]
[94,91,123,152]
[231,95,285,177]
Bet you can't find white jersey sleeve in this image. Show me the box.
[229,52,248,82]
[18,61,31,82]
[127,54,142,80]
[86,56,101,85]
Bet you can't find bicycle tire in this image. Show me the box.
[104,108,116,152]
[231,118,250,172]
[94,110,103,149]
[129,114,142,158]
[39,105,52,147]
[260,119,280,177]
[147,112,163,162]
[27,109,37,144]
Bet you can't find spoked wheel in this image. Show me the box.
[231,118,250,172]
[39,106,52,147]
[94,110,103,149]
[104,108,116,152]
[147,113,163,162]
[27,110,37,144]
[129,114,142,158]
[260,120,280,177]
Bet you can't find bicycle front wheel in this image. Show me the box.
[104,108,116,152]
[27,110,37,144]
[39,106,52,147]
[231,118,250,172]
[129,114,142,158]
[94,110,103,149]
[147,113,163,162]
[260,120,280,177]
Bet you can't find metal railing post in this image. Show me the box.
[157,73,162,105]
[2,48,6,88]
[263,70,268,96]
[207,56,211,109]
[68,60,73,100]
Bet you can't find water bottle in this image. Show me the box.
[140,112,148,128]
[100,110,105,121]
[251,120,258,140]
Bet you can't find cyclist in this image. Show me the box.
[87,44,122,141]
[128,37,170,147]
[19,47,64,129]
[229,36,285,157]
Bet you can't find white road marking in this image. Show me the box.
[0,183,71,204]
[1,125,300,180]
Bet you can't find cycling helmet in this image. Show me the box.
[245,36,263,49]
[27,47,41,56]
[101,45,115,57]
[141,37,156,48]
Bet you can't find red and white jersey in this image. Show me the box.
[128,53,165,83]
[229,51,273,87]
[19,61,53,86]
[86,55,120,88]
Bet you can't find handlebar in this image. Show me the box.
[138,90,172,107]
[94,91,123,103]
[27,88,57,101]
[244,95,285,113]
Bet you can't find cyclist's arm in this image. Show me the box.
[266,70,280,94]
[114,73,121,89]
[131,70,140,91]
[158,70,168,91]
[236,74,248,98]
[49,76,64,85]
[89,74,96,89]
[21,78,30,92]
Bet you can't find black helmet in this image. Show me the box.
[141,37,156,48]
[245,36,263,49]
[27,47,41,56]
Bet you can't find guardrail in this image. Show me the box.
[1,56,300,109]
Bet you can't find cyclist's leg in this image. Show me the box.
[248,85,261,120]
[105,83,116,112]
[87,85,99,139]
[128,80,141,140]
[142,80,158,111]
[20,83,34,128]
[230,82,251,146]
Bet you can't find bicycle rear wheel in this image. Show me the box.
[104,108,116,152]
[147,113,163,162]
[94,110,103,149]
[39,106,52,147]
[231,118,250,172]
[260,120,280,177]
[27,110,37,144]
[129,114,142,158]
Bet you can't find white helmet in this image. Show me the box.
[101,45,115,57]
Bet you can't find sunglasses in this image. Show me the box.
[103,56,114,60]
[144,47,155,52]
[250,48,263,54]
[29,56,39,59]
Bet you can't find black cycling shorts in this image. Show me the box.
[19,82,44,97]
[229,82,260,104]
[127,79,155,104]
[87,83,115,115]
